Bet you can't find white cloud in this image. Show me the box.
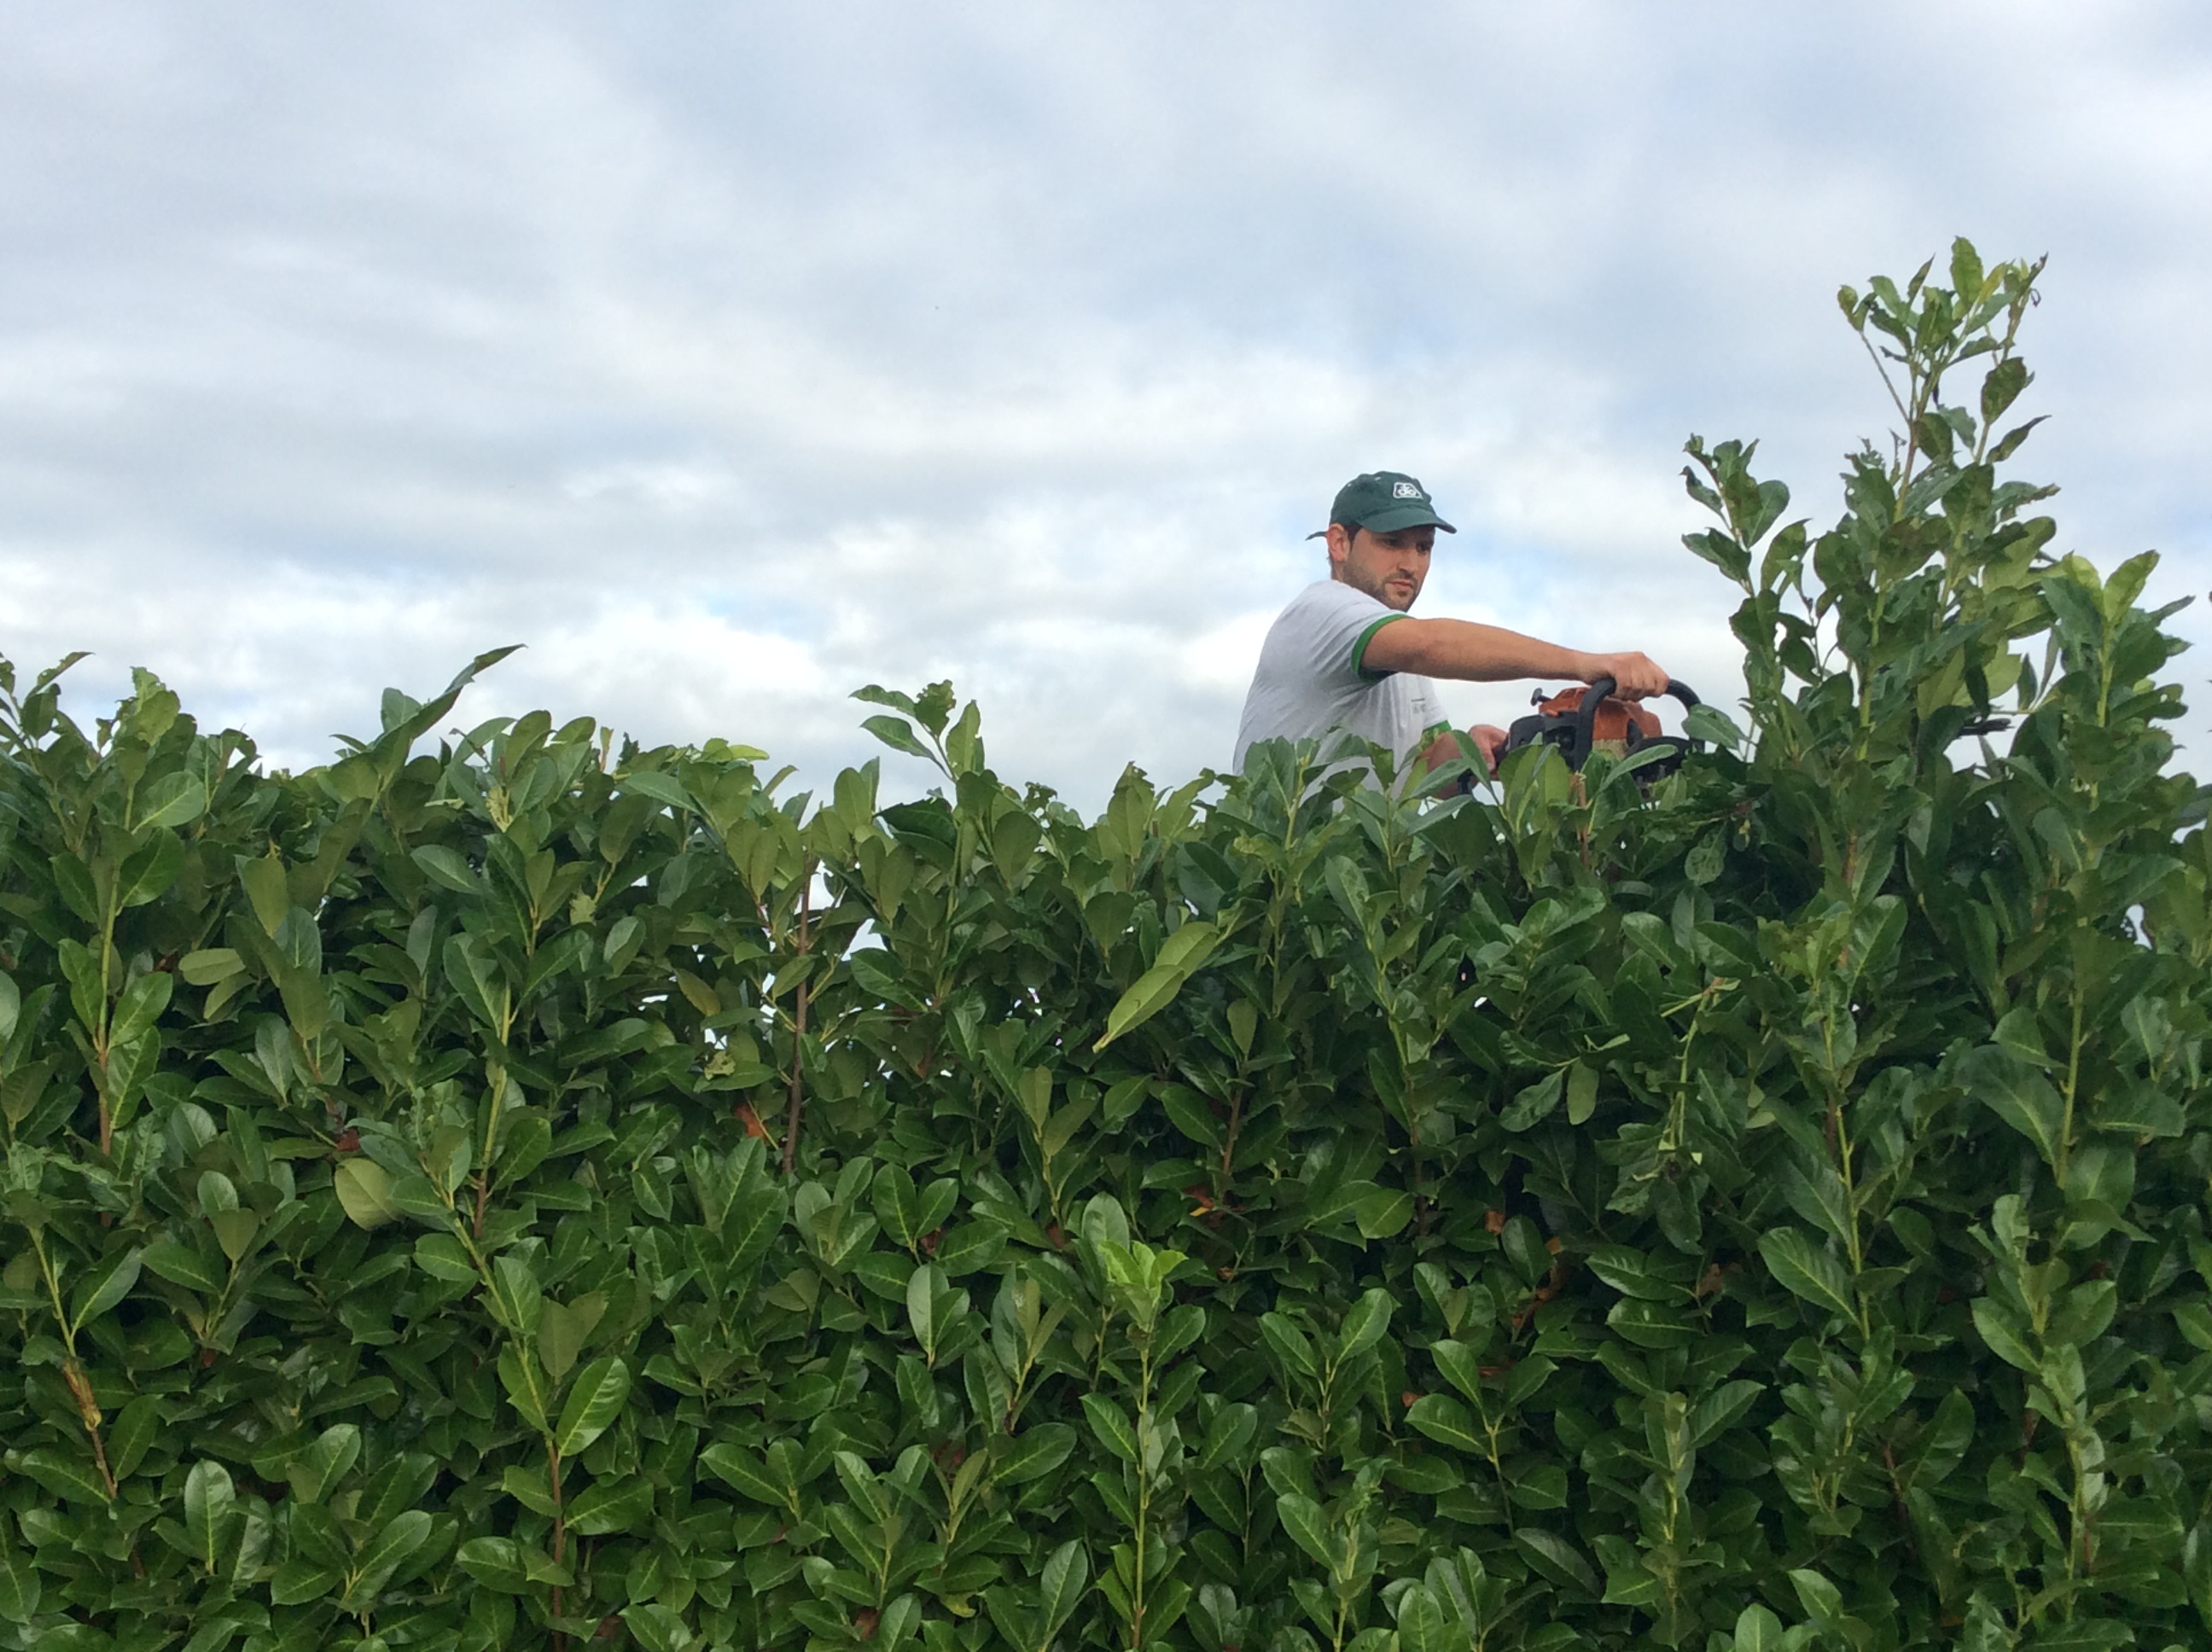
[2,2,2208,809]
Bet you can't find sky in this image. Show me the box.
[2,2,2208,811]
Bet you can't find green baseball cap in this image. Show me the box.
[1307,470,1457,538]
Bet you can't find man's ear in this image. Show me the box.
[1324,522,1353,574]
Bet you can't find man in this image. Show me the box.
[1232,470,1672,778]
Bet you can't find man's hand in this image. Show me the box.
[1579,652,1670,700]
[1420,724,1509,780]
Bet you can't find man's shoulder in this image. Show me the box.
[1278,577,1382,614]
[1270,578,1387,632]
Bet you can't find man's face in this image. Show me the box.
[1329,522,1435,611]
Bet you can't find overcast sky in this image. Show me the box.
[3,3,2207,810]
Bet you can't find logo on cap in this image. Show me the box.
[1392,481,1421,499]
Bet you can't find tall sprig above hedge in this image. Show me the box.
[3,240,2211,1652]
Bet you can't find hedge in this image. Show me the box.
[4,241,2211,1652]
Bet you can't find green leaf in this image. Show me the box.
[1081,1393,1138,1463]
[623,1602,697,1652]
[68,1247,143,1333]
[1353,1188,1414,1239]
[18,1447,110,1505]
[1500,1068,1563,1131]
[1981,355,2028,423]
[1585,1245,1690,1302]
[108,970,172,1046]
[1565,1059,1599,1125]
[992,1422,1078,1485]
[1514,1528,1598,1595]
[1690,1380,1765,1446]
[413,1232,478,1283]
[1427,1340,1489,1405]
[106,1394,161,1481]
[1959,1044,2066,1166]
[1276,1493,1332,1568]
[0,1544,40,1623]
[1733,1603,1788,1652]
[726,1181,790,1272]
[1196,1404,1258,1472]
[536,1293,607,1384]
[210,1208,259,1265]
[237,853,289,936]
[1038,1539,1089,1640]
[2093,1081,2184,1138]
[1259,1312,1317,1379]
[934,1218,1006,1277]
[872,1163,924,1249]
[340,1509,432,1611]
[1395,1585,1451,1652]
[1971,1299,2040,1373]
[443,933,510,1032]
[1758,1227,1859,1323]
[178,948,245,986]
[878,1595,923,1652]
[701,1444,783,1505]
[1094,920,1220,1050]
[410,845,480,893]
[619,771,696,814]
[907,1261,948,1357]
[269,1559,343,1606]
[499,1345,550,1434]
[334,1159,401,1229]
[566,1477,655,1536]
[456,1536,534,1593]
[136,772,208,831]
[288,1423,361,1503]
[861,714,935,764]
[1787,1567,1844,1626]
[554,1356,632,1457]
[1337,1288,1395,1361]
[1406,1394,1485,1455]
[0,1059,48,1128]
[2186,1521,2212,1626]
[1160,1084,1221,1150]
[1608,1296,1697,1349]
[184,1461,236,1573]
[143,1239,223,1295]
[1683,702,1749,753]
[498,1467,559,1520]
[1989,415,2047,462]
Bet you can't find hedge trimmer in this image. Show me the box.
[1499,674,1703,778]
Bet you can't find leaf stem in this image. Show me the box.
[783,860,813,1178]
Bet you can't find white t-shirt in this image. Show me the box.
[1232,579,1449,773]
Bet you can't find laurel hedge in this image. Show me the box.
[5,241,2212,1652]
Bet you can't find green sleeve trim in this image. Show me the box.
[1353,614,1408,681]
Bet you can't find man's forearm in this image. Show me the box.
[1366,618,1590,682]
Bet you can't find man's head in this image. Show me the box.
[1313,470,1456,612]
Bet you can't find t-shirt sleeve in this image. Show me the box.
[1294,584,1406,687]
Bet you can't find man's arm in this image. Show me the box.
[1364,617,1671,699]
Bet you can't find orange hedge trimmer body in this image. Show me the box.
[1500,675,1702,777]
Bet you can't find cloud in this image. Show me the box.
[2,2,2208,810]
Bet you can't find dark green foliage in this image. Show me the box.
[4,241,2211,1652]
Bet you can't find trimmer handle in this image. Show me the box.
[1583,674,1701,706]
[1573,676,1702,765]
[1574,675,1616,758]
